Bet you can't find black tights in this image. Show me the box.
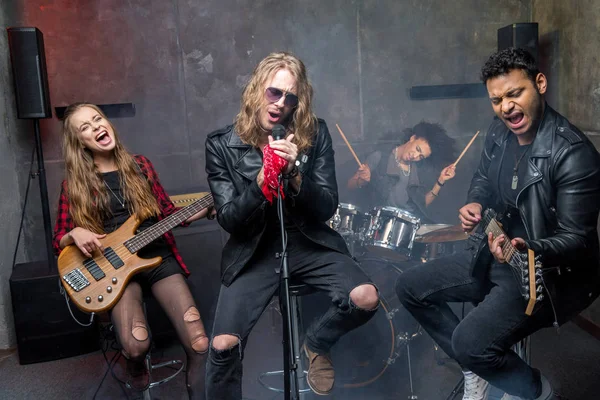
[111,274,208,399]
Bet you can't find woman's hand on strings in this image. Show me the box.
[69,227,106,258]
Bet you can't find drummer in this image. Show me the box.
[347,121,457,222]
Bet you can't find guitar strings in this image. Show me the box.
[77,195,214,280]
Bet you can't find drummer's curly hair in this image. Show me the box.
[378,121,456,169]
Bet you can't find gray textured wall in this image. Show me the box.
[533,0,600,133]
[0,0,533,348]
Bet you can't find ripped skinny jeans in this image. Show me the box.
[205,231,378,400]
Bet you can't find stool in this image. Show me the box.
[133,351,185,400]
[258,282,315,397]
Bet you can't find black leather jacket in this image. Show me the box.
[205,119,350,286]
[467,105,600,320]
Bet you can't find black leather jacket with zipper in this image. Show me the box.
[467,105,600,322]
[205,119,350,286]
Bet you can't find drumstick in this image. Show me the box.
[453,130,480,167]
[336,124,362,168]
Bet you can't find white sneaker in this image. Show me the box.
[500,394,520,400]
[463,370,491,400]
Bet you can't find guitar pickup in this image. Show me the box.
[104,247,124,269]
[83,258,106,281]
[63,269,90,292]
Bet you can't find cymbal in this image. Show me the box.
[415,224,469,243]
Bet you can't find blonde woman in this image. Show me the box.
[52,103,211,399]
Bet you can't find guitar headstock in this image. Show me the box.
[509,250,544,315]
[170,192,210,208]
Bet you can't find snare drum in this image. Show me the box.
[364,206,420,261]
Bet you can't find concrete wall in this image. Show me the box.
[0,0,533,348]
[533,0,600,133]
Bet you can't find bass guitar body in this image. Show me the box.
[57,217,162,314]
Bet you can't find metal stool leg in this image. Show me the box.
[258,294,311,397]
[129,301,185,399]
[406,340,418,399]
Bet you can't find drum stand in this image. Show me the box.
[385,306,423,400]
[397,329,422,399]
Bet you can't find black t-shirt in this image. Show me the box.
[498,135,532,239]
[102,171,170,258]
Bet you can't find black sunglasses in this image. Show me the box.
[265,87,299,108]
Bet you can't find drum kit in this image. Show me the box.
[328,202,468,262]
[328,203,469,397]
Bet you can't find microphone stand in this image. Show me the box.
[276,173,299,400]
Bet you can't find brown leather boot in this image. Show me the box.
[303,343,334,395]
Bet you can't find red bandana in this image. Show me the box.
[261,144,288,203]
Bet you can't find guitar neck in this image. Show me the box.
[124,193,213,253]
[483,216,519,264]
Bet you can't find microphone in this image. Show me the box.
[272,124,286,140]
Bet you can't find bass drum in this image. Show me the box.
[330,255,421,388]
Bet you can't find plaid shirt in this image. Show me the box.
[52,154,190,275]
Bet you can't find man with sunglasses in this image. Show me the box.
[205,52,379,399]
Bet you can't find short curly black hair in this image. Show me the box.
[480,47,539,84]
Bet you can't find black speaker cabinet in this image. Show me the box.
[498,23,539,62]
[9,261,100,365]
[6,27,52,119]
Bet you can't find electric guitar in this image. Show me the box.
[481,209,543,315]
[58,192,213,313]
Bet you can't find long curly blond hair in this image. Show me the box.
[234,52,317,153]
[61,103,160,233]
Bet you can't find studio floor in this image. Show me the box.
[1,301,599,400]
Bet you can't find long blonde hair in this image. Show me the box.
[235,52,317,153]
[61,103,160,233]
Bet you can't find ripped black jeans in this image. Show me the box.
[205,231,378,400]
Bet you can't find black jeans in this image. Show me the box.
[395,248,557,399]
[206,231,378,400]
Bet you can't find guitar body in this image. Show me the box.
[57,216,163,314]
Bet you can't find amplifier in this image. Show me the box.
[9,261,100,364]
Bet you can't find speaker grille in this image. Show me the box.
[6,27,52,119]
[498,23,539,62]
